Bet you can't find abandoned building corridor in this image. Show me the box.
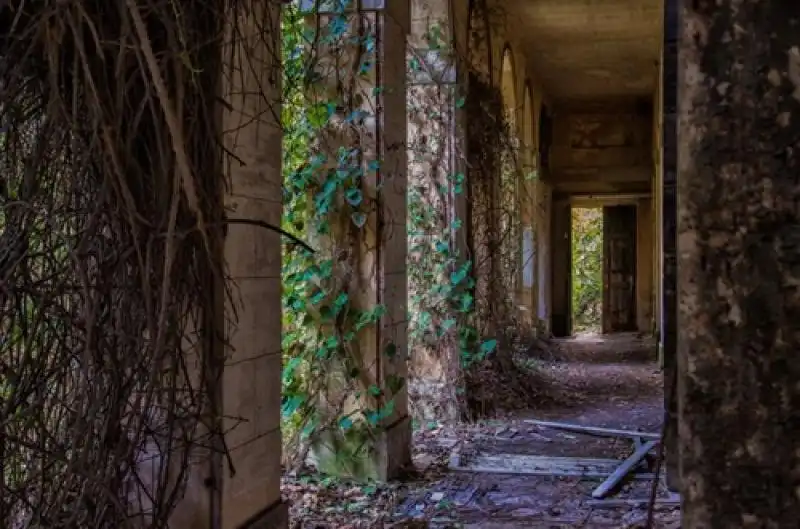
[2,0,800,528]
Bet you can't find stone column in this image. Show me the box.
[536,181,552,335]
[302,0,411,481]
[661,0,679,493]
[407,0,469,422]
[220,1,286,527]
[550,201,572,337]
[636,198,653,333]
[678,1,800,525]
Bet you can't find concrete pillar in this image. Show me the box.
[652,69,663,342]
[536,181,552,334]
[550,201,571,337]
[636,198,653,333]
[678,1,800,525]
[303,0,411,481]
[407,0,469,422]
[219,1,286,527]
[661,0,679,493]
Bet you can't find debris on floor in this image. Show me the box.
[283,333,681,528]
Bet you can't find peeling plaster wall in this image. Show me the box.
[549,100,653,195]
[545,99,654,336]
[636,197,654,332]
[653,55,664,342]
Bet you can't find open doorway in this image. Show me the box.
[570,207,603,334]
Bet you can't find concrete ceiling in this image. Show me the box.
[509,0,663,99]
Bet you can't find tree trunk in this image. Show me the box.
[678,1,800,526]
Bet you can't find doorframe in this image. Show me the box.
[601,203,639,333]
[554,193,650,335]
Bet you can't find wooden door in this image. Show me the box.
[603,205,637,333]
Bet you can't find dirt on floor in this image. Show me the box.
[284,332,680,529]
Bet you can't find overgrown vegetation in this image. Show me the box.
[277,2,492,476]
[0,1,554,524]
[0,1,233,526]
[279,0,548,476]
[571,208,603,332]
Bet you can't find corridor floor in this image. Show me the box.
[285,333,681,528]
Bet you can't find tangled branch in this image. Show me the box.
[0,1,281,527]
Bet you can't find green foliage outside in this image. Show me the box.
[571,208,603,332]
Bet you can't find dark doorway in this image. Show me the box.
[602,205,637,333]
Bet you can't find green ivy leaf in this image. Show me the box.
[380,399,396,419]
[479,339,498,355]
[351,212,367,228]
[281,395,305,418]
[310,289,326,305]
[450,268,467,285]
[345,188,363,206]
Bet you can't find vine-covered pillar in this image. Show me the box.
[406,0,470,422]
[303,0,412,481]
[678,2,800,525]
[218,1,286,527]
[661,0,679,493]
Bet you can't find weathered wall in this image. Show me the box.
[535,181,553,333]
[661,0,679,492]
[545,99,654,336]
[407,0,469,421]
[652,61,663,344]
[636,198,654,332]
[218,2,286,527]
[487,0,554,334]
[550,203,571,337]
[548,99,653,195]
[679,0,800,524]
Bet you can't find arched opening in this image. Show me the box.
[522,83,535,172]
[500,46,517,130]
[520,82,537,321]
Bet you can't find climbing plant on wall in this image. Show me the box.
[406,0,548,421]
[279,1,424,475]
[280,0,548,471]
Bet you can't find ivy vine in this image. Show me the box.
[280,0,499,473]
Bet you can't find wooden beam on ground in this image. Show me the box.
[586,494,681,509]
[523,419,660,441]
[449,454,656,480]
[591,440,659,499]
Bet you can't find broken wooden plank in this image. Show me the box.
[450,453,656,479]
[586,494,681,509]
[523,419,660,441]
[591,440,659,499]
